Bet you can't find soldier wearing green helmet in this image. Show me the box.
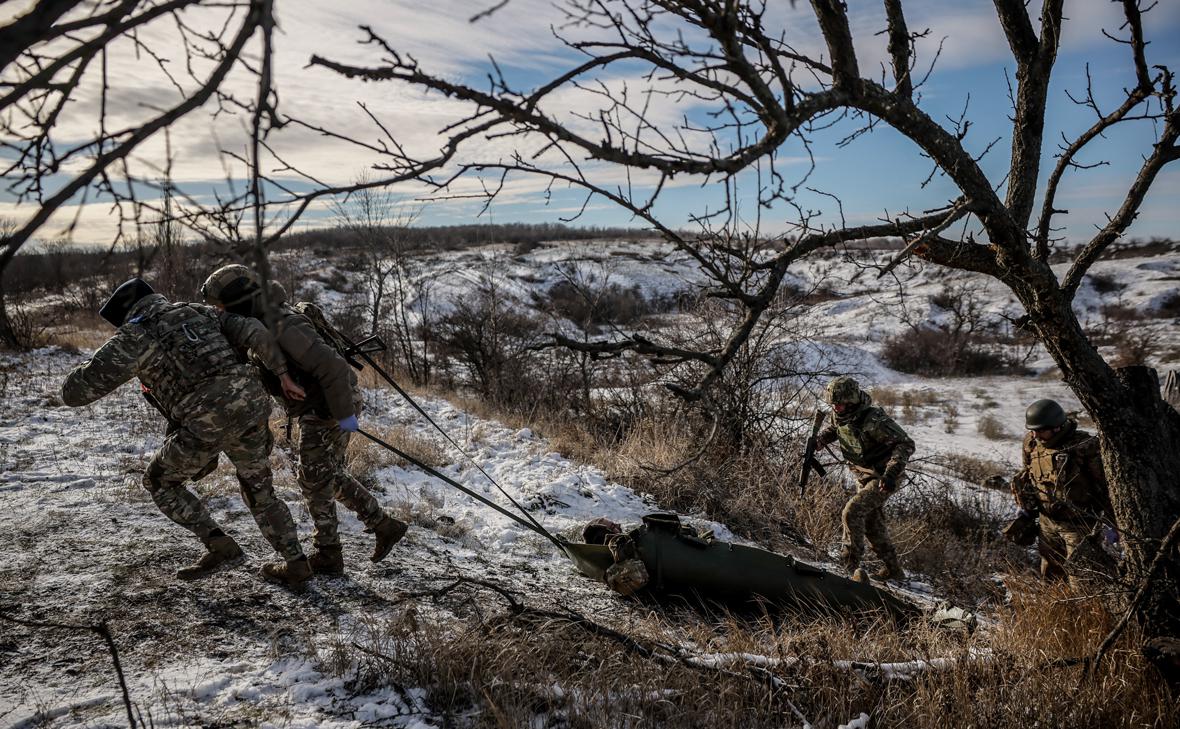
[202,264,408,585]
[816,376,915,582]
[1006,399,1116,590]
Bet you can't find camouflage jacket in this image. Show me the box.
[818,394,915,482]
[1013,422,1112,524]
[245,284,359,421]
[62,294,287,430]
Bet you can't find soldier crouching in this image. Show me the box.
[817,376,914,582]
[1007,399,1117,593]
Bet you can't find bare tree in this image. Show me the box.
[0,0,292,345]
[308,1,1180,644]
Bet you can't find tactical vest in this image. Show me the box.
[1025,428,1106,522]
[835,407,895,470]
[134,301,241,413]
[254,306,333,418]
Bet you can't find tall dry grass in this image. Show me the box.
[313,577,1174,728]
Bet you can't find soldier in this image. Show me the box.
[200,265,408,577]
[816,376,914,582]
[61,278,313,586]
[1006,399,1116,590]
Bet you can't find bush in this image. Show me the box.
[546,279,651,327]
[881,327,1015,376]
[976,414,1009,440]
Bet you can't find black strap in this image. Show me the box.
[356,428,565,549]
[337,332,557,543]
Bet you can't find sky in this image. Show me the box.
[2,0,1179,248]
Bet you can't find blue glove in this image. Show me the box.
[1103,526,1119,545]
[338,415,359,433]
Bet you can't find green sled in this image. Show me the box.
[561,515,916,621]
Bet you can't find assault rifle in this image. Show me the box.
[797,407,829,496]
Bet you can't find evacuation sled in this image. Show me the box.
[563,513,916,621]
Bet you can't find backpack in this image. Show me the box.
[291,301,364,371]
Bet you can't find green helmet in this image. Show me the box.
[1025,399,1067,430]
[201,264,259,307]
[826,376,862,405]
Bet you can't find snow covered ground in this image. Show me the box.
[2,240,1177,726]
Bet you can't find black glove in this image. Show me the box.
[880,474,899,493]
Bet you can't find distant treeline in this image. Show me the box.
[4,222,661,297]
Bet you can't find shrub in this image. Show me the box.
[976,414,1009,440]
[881,327,1014,376]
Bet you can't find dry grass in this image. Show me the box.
[346,423,447,483]
[311,576,1174,729]
[976,414,1010,441]
[44,310,110,352]
[937,452,1010,486]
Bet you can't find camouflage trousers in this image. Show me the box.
[297,414,385,549]
[143,419,303,561]
[1038,516,1116,594]
[841,478,899,570]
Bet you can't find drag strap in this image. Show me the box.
[356,428,564,549]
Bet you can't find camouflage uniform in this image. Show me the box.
[1012,422,1115,590]
[204,273,392,552]
[817,377,915,577]
[61,294,303,562]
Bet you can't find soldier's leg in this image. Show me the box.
[304,416,386,522]
[1037,517,1068,581]
[222,421,303,562]
[143,428,224,539]
[841,481,878,570]
[862,487,901,573]
[298,415,345,549]
[1060,524,1116,595]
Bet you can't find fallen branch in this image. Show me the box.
[0,612,136,728]
[1088,513,1180,677]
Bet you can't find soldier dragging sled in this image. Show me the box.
[61,279,310,582]
[201,265,408,585]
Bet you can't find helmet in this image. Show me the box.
[201,264,259,307]
[99,278,154,327]
[1025,399,1067,430]
[826,376,862,405]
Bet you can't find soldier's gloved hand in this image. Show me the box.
[879,475,898,493]
[338,414,359,433]
[1103,526,1120,545]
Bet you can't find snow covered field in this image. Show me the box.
[2,240,1177,726]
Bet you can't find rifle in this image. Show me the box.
[797,407,829,496]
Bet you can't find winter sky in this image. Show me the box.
[2,0,1180,247]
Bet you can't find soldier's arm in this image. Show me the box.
[873,414,915,481]
[817,422,838,448]
[216,309,288,376]
[278,318,357,420]
[1010,469,1039,513]
[61,331,143,406]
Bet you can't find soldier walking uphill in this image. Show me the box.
[61,279,311,584]
[201,265,408,577]
[817,376,914,582]
[1005,399,1116,592]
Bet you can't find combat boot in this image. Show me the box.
[874,555,906,582]
[260,556,312,589]
[177,534,244,581]
[308,546,345,576]
[371,515,408,563]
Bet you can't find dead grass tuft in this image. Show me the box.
[311,577,1174,729]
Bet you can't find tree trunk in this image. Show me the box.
[0,282,19,350]
[1017,283,1180,642]
[1099,367,1180,638]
